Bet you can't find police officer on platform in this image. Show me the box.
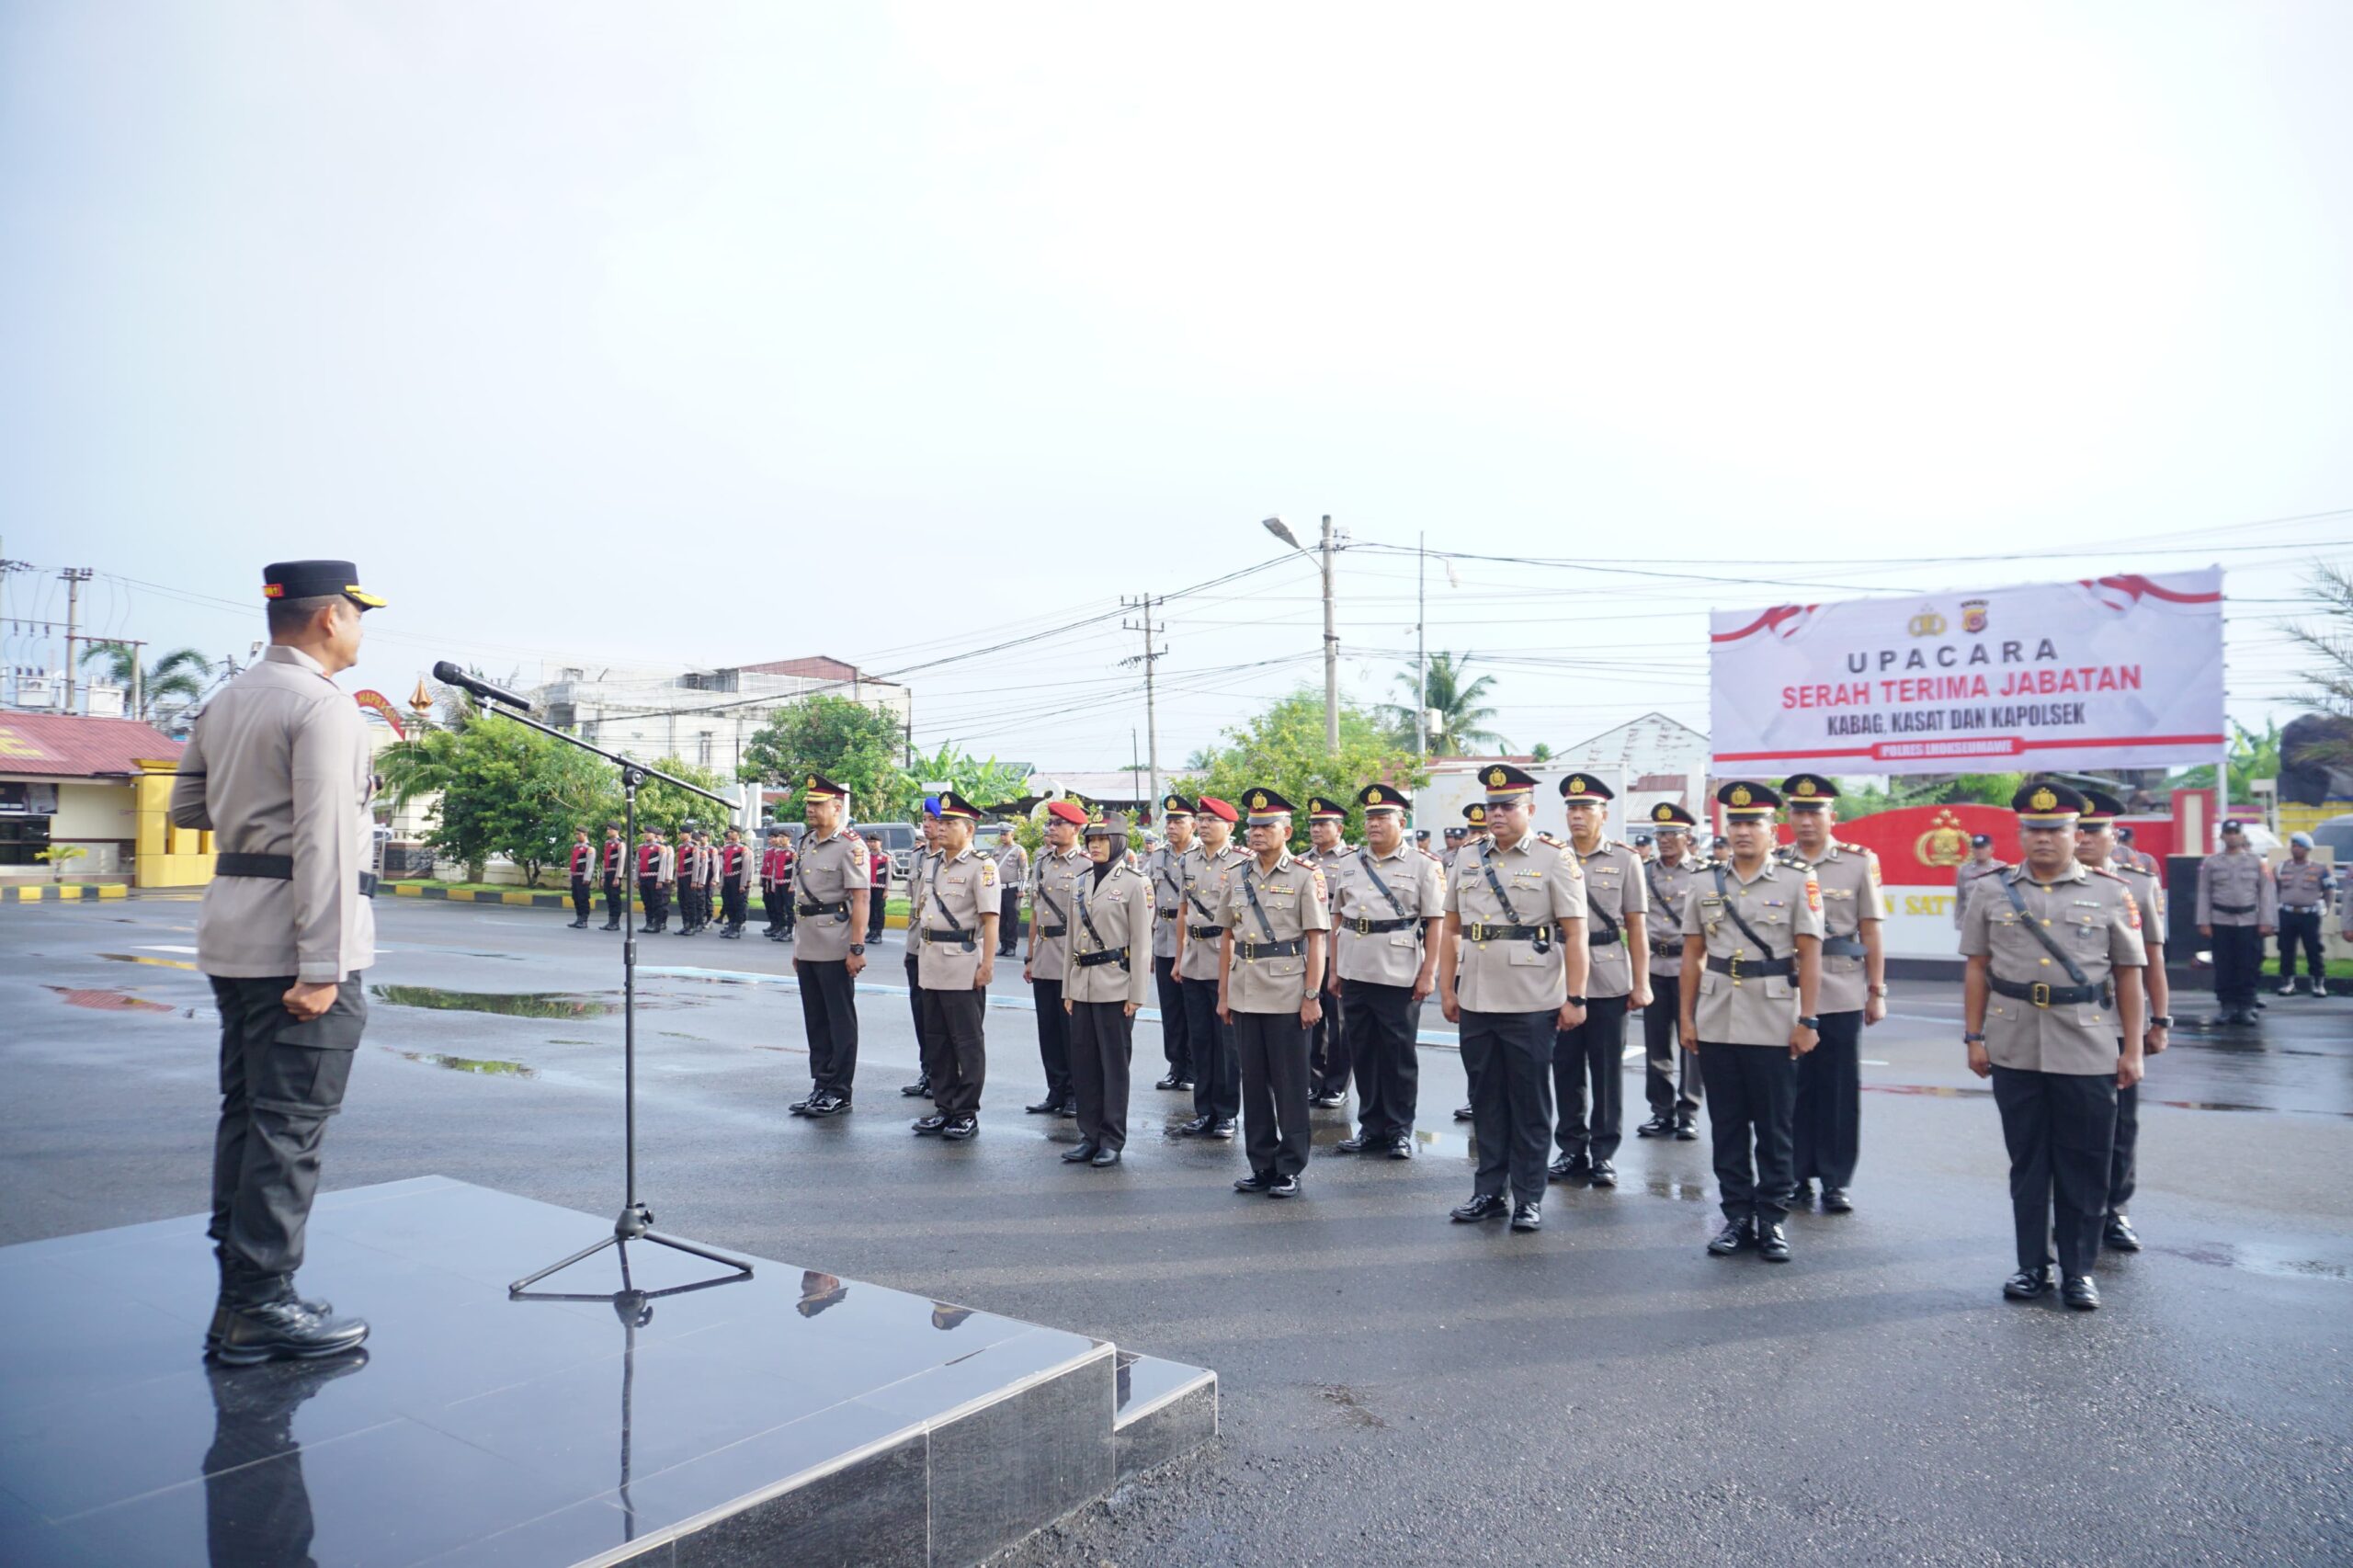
[170,559,384,1363]
[1551,774,1647,1190]
[1219,789,1331,1198]
[1778,774,1886,1214]
[1327,783,1445,1159]
[1962,782,2146,1312]
[790,775,870,1117]
[1063,809,1154,1166]
[1636,803,1705,1140]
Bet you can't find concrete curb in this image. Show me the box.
[1,884,130,902]
[383,881,915,929]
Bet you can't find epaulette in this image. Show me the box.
[2091,866,2130,884]
[1417,846,1442,861]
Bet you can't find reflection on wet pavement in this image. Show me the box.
[2153,1241,2351,1283]
[369,983,616,1018]
[395,1051,536,1077]
[96,952,197,971]
[45,985,172,1013]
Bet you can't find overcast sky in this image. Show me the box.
[4,3,2346,771]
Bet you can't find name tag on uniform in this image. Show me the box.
[1823,888,1853,901]
[1699,894,1723,909]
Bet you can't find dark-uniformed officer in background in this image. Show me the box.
[1551,774,1647,1190]
[2274,833,2333,996]
[1778,775,1886,1215]
[2197,820,2276,1025]
[1683,781,1823,1264]
[1637,803,1705,1140]
[698,828,722,934]
[670,824,700,936]
[1146,794,1198,1092]
[760,828,789,938]
[1176,797,1249,1139]
[775,826,798,940]
[901,807,944,1100]
[791,775,870,1118]
[1440,765,1590,1233]
[1026,800,1090,1116]
[599,821,627,931]
[170,559,384,1363]
[1953,833,2007,934]
[1301,796,1354,1108]
[2075,790,2170,1256]
[1962,782,2145,1312]
[1063,809,1154,1166]
[566,826,597,927]
[719,825,753,937]
[637,826,672,933]
[911,791,997,1142]
[1218,789,1331,1199]
[2114,826,2159,878]
[1327,784,1445,1159]
[1449,801,1496,1125]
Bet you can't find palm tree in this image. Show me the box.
[77,642,213,728]
[1380,651,1509,754]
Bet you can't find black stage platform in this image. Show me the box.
[0,1177,1215,1566]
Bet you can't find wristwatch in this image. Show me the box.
[2150,1014,2173,1029]
[1797,1015,1821,1031]
[1867,983,1889,997]
[1962,1030,1986,1044]
[849,943,866,956]
[1565,994,1588,1007]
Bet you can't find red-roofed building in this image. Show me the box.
[0,713,186,877]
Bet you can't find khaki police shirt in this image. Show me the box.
[1222,850,1330,1013]
[2107,857,2164,952]
[1444,834,1589,1015]
[1327,842,1447,987]
[168,644,377,983]
[915,846,996,989]
[1953,857,2008,930]
[1572,838,1643,1001]
[1176,842,1249,983]
[2195,849,2276,926]
[1064,861,1154,1006]
[2274,858,2330,911]
[794,825,870,960]
[1028,846,1088,975]
[1782,842,1883,1015]
[1680,859,1826,1046]
[1961,861,2146,1074]
[1643,854,1708,960]
[1144,841,1188,960]
[902,849,939,962]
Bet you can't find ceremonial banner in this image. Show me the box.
[354,688,406,739]
[1710,570,2224,777]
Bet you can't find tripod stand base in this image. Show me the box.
[509,1210,754,1296]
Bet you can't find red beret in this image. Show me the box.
[1045,800,1088,825]
[1197,796,1239,824]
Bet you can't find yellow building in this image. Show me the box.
[0,713,212,889]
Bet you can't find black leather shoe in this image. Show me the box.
[1233,1172,1274,1194]
[1335,1132,1375,1153]
[1154,1074,1185,1091]
[1176,1115,1212,1137]
[208,1299,370,1366]
[1790,1179,1814,1206]
[1061,1141,1099,1164]
[1058,1100,1078,1118]
[901,1077,931,1097]
[1547,1153,1591,1184]
[1310,1092,1347,1108]
[1822,1187,1853,1213]
[788,1096,813,1116]
[1025,1099,1061,1115]
[206,1295,335,1352]
[1209,1120,1237,1140]
[1674,1120,1699,1141]
[1450,1193,1507,1222]
[1588,1160,1617,1189]
[940,1115,977,1141]
[1636,1113,1675,1138]
[1387,1138,1415,1160]
[804,1092,849,1117]
[912,1114,947,1134]
[1090,1147,1122,1167]
[568,918,588,929]
[1267,1175,1301,1199]
[1452,1104,1475,1122]
[2003,1265,2052,1300]
[1757,1222,1791,1262]
[2062,1275,2100,1311]
[1707,1219,1755,1256]
[602,921,621,931]
[1509,1201,1542,1232]
[2103,1214,2142,1252]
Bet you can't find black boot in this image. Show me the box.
[208,1298,370,1366]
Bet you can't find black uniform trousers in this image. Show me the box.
[762,885,784,934]
[722,879,749,931]
[569,876,594,923]
[867,886,888,943]
[903,951,929,1076]
[2211,924,2261,1010]
[921,987,986,1116]
[1643,966,1701,1119]
[639,876,667,931]
[1461,1009,1555,1207]
[1792,1007,1863,1187]
[1307,987,1350,1097]
[998,889,1021,955]
[1698,1041,1798,1224]
[1342,978,1422,1142]
[208,974,365,1307]
[1990,1063,2117,1277]
[1552,992,1628,1162]
[1233,1008,1313,1179]
[1153,952,1191,1080]
[603,878,625,926]
[795,959,859,1099]
[2107,1079,2138,1218]
[2278,907,2325,983]
[1069,998,1135,1152]
[1182,976,1240,1122]
[1033,976,1074,1106]
[778,882,796,936]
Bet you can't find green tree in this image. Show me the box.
[634,755,737,844]
[2174,719,2281,803]
[1379,651,1508,754]
[1176,689,1426,853]
[2285,563,2353,772]
[739,696,907,823]
[77,642,214,728]
[899,744,1030,822]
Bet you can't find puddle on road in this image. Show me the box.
[47,986,172,1014]
[369,984,616,1018]
[2154,1241,2350,1283]
[97,952,198,971]
[1862,1082,2353,1119]
[394,1050,536,1078]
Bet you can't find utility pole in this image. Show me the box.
[1415,530,1427,761]
[60,567,92,715]
[1319,515,1338,754]
[1121,594,1165,812]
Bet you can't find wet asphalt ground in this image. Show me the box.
[4,896,2348,1566]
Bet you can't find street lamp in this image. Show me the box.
[1262,514,1339,754]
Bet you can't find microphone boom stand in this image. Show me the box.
[470,697,753,1295]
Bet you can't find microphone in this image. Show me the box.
[431,660,536,713]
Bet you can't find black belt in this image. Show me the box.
[1037,924,1068,939]
[1158,908,1179,918]
[1076,947,1131,969]
[1589,929,1620,948]
[920,929,977,950]
[1347,915,1420,936]
[799,900,847,915]
[2211,901,2254,915]
[1235,937,1303,961]
[1705,953,1792,980]
[1990,973,2106,1008]
[1822,934,1866,958]
[1462,922,1549,944]
[215,852,377,899]
[1187,923,1225,938]
[1650,939,1683,958]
